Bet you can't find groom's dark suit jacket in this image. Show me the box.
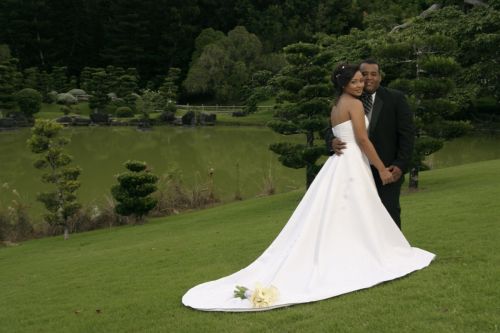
[325,86,414,228]
[366,86,414,174]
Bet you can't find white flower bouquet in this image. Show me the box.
[233,283,279,308]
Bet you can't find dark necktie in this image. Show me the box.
[360,92,373,114]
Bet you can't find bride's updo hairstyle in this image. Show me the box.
[331,63,360,96]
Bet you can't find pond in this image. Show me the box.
[425,133,500,169]
[0,126,498,219]
[0,126,305,218]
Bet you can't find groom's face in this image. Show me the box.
[360,63,381,93]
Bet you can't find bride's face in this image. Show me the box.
[343,71,364,97]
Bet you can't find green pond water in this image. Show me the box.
[0,126,306,218]
[0,126,498,219]
[425,133,500,169]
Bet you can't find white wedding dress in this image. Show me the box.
[182,118,435,311]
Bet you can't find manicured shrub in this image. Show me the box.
[14,88,42,118]
[115,106,134,118]
[56,93,77,105]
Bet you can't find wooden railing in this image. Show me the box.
[175,105,273,113]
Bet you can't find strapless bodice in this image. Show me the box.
[332,117,368,143]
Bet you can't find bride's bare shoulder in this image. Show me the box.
[343,95,362,106]
[335,95,362,112]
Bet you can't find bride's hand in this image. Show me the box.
[332,138,346,155]
[378,168,393,185]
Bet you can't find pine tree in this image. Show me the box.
[160,67,181,104]
[27,119,81,240]
[88,70,110,113]
[117,74,138,111]
[268,42,331,187]
[111,160,158,224]
[378,35,471,189]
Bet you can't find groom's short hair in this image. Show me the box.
[361,58,380,72]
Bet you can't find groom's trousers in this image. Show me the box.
[371,166,403,229]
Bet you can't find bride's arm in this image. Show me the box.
[349,100,392,184]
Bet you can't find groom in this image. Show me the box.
[326,58,415,229]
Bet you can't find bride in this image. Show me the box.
[182,64,435,312]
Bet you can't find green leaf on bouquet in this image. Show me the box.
[233,286,249,299]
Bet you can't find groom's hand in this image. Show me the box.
[332,138,346,155]
[388,165,402,182]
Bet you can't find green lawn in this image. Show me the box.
[1,159,499,332]
[35,102,93,119]
[215,108,274,126]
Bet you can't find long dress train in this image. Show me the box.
[182,119,435,311]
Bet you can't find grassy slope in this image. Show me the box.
[1,159,499,333]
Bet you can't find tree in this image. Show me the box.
[455,6,500,111]
[88,70,110,113]
[38,70,52,102]
[190,28,225,65]
[183,26,263,103]
[50,66,69,92]
[160,67,181,104]
[14,88,42,119]
[0,44,11,63]
[22,67,40,90]
[105,65,126,94]
[268,42,331,187]
[100,0,150,73]
[27,119,81,240]
[111,160,158,224]
[378,35,471,189]
[116,74,138,110]
[140,89,167,114]
[0,57,19,117]
[138,89,169,126]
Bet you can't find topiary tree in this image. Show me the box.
[115,106,134,118]
[117,74,138,111]
[88,70,111,114]
[105,65,126,94]
[160,67,181,104]
[267,42,331,187]
[27,119,81,240]
[56,93,78,105]
[243,70,274,114]
[111,160,158,224]
[14,88,42,119]
[379,35,472,189]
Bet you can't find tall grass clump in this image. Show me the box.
[0,189,34,243]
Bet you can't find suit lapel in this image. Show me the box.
[369,90,383,137]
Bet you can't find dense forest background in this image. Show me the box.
[0,1,494,94]
[0,0,408,79]
[0,0,498,108]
